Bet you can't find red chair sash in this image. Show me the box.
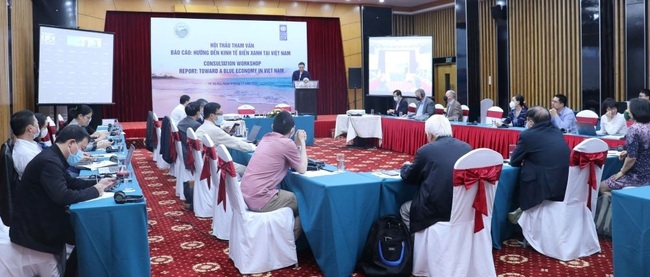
[462,109,470,116]
[217,158,237,212]
[185,138,202,173]
[570,150,606,210]
[40,130,50,142]
[576,116,598,126]
[58,120,65,128]
[200,146,217,189]
[169,131,180,162]
[486,110,502,118]
[453,165,502,233]
[47,125,57,138]
[435,108,444,115]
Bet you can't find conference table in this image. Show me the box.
[333,114,383,144]
[380,116,627,157]
[612,186,650,277]
[69,127,150,276]
[243,115,315,146]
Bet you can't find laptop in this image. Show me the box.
[244,125,262,144]
[98,145,135,174]
[575,122,597,136]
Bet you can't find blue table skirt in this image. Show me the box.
[612,186,650,277]
[70,138,150,276]
[243,115,314,146]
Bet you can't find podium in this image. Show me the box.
[294,80,319,119]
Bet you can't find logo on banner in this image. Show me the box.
[174,22,190,39]
[279,24,287,41]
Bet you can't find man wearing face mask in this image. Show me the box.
[11,110,43,179]
[507,106,570,224]
[387,89,408,116]
[410,88,435,121]
[195,102,255,176]
[10,125,115,277]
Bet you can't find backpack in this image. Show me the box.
[359,214,413,276]
[595,194,612,237]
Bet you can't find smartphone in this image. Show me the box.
[229,123,240,136]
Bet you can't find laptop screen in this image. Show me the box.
[124,145,135,167]
[247,125,262,142]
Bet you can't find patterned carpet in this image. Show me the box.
[133,138,614,276]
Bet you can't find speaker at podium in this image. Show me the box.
[294,80,319,120]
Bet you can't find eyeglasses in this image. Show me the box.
[214,112,223,116]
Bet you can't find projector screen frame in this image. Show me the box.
[37,24,116,106]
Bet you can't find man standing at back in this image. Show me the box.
[240,111,308,239]
[399,115,472,232]
[508,107,570,221]
[170,94,191,124]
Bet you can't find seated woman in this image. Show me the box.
[501,94,528,127]
[34,113,50,149]
[66,105,111,151]
[596,98,627,135]
[601,98,650,195]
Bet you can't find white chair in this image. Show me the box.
[274,103,292,112]
[170,119,190,200]
[480,99,494,124]
[237,104,256,115]
[167,118,178,178]
[206,137,234,240]
[46,116,57,142]
[576,110,599,126]
[187,128,215,218]
[223,144,297,274]
[407,102,417,116]
[518,138,606,261]
[57,114,65,130]
[461,105,470,123]
[413,149,502,277]
[485,106,504,125]
[434,104,445,115]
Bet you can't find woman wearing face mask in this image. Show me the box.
[66,105,111,151]
[502,94,528,127]
[34,113,51,149]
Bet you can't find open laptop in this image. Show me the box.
[98,145,135,174]
[244,125,262,144]
[576,122,597,136]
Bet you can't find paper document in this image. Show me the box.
[78,160,117,171]
[601,135,625,140]
[294,170,342,177]
[371,170,401,179]
[80,192,114,203]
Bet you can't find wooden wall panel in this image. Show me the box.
[614,0,625,101]
[393,14,414,35]
[0,2,10,140]
[478,0,497,104]
[78,0,363,110]
[411,8,455,58]
[509,0,581,109]
[11,0,34,112]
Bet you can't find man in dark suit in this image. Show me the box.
[291,62,311,82]
[387,89,408,116]
[177,101,202,210]
[411,88,435,120]
[509,106,570,218]
[399,115,472,232]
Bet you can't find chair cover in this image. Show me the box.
[170,119,191,200]
[206,140,234,240]
[413,149,502,277]
[434,104,445,115]
[224,143,297,274]
[408,102,417,115]
[480,99,494,124]
[576,110,599,126]
[151,112,162,162]
[46,116,57,143]
[486,106,504,125]
[187,128,215,218]
[237,104,256,115]
[461,105,470,122]
[274,103,292,112]
[518,138,606,261]
[168,118,179,178]
[57,114,65,129]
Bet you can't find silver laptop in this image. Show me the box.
[576,122,597,136]
[98,145,135,174]
[245,125,262,144]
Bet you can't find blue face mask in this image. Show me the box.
[215,115,224,126]
[67,144,84,165]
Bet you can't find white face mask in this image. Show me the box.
[509,101,516,109]
[40,128,48,138]
[393,96,398,102]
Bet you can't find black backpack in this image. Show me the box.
[359,214,413,276]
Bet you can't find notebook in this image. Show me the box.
[576,122,597,136]
[98,145,135,174]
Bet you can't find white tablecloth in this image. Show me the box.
[334,115,383,145]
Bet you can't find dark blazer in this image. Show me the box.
[400,136,472,233]
[10,145,98,254]
[145,111,157,152]
[177,117,202,169]
[160,117,173,164]
[291,70,311,81]
[391,98,409,116]
[503,107,528,127]
[509,120,570,210]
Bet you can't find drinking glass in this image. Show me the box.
[370,109,374,115]
[336,153,345,172]
[117,164,131,183]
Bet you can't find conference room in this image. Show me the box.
[1,0,649,276]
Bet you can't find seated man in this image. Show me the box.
[195,102,255,176]
[10,110,42,179]
[410,88,435,121]
[387,89,408,116]
[550,94,577,132]
[399,115,472,232]
[444,90,463,122]
[177,101,202,209]
[508,106,570,223]
[10,125,115,277]
[240,111,308,239]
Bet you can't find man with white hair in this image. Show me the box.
[444,90,463,122]
[399,115,472,232]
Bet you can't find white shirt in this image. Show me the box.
[195,121,256,152]
[170,104,186,124]
[597,113,627,135]
[12,138,42,179]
